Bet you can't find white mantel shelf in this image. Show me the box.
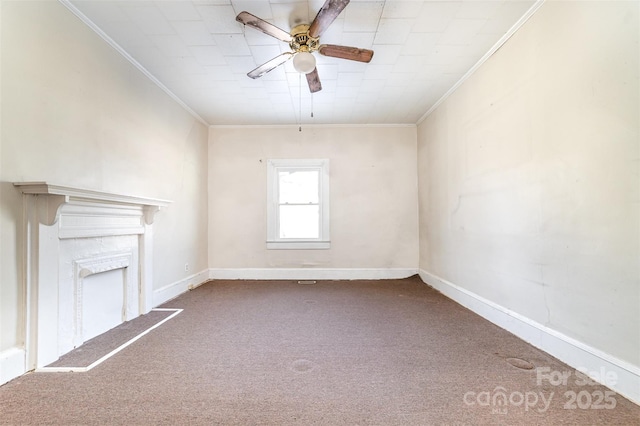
[14,181,170,207]
[14,182,171,226]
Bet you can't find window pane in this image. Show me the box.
[278,170,319,204]
[279,205,319,238]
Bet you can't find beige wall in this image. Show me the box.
[209,126,419,270]
[0,1,209,353]
[2,0,637,393]
[418,0,639,366]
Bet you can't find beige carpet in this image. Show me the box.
[1,276,638,425]
[46,309,177,369]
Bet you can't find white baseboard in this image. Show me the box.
[153,269,210,307]
[209,268,418,281]
[0,347,26,386]
[418,269,640,405]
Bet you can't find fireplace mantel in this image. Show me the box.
[14,182,171,226]
[14,182,172,370]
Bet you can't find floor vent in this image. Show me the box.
[297,280,317,285]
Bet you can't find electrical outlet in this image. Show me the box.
[184,263,190,272]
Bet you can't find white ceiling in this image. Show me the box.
[65,0,538,126]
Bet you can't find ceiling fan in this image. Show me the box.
[236,0,374,93]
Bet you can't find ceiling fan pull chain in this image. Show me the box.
[299,73,303,132]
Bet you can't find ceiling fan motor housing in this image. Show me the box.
[290,24,319,53]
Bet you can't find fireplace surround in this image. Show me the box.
[14,182,170,369]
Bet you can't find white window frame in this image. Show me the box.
[266,159,330,250]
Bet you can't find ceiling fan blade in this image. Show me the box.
[248,52,294,79]
[306,68,322,93]
[318,44,374,63]
[236,11,292,43]
[308,0,350,38]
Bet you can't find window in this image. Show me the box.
[267,159,330,249]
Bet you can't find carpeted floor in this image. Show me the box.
[46,309,177,369]
[1,276,639,425]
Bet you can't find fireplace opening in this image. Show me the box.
[80,268,126,343]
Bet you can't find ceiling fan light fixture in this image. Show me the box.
[293,52,316,74]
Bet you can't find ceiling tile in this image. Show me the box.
[316,63,339,79]
[336,59,369,73]
[213,34,251,55]
[187,73,224,89]
[401,32,439,55]
[204,65,237,81]
[232,1,275,19]
[156,1,202,21]
[198,5,244,34]
[336,72,365,87]
[262,80,292,93]
[412,2,460,33]
[382,2,424,19]
[438,19,488,45]
[343,2,385,32]
[359,79,385,93]
[193,0,232,5]
[149,34,192,57]
[340,32,375,49]
[189,45,227,66]
[370,44,402,65]
[374,18,413,45]
[171,56,207,74]
[120,4,176,35]
[454,1,503,20]
[393,55,430,72]
[224,55,258,73]
[68,0,538,125]
[172,21,216,46]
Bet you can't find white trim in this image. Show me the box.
[418,269,640,405]
[15,183,167,369]
[13,182,170,206]
[209,268,418,281]
[36,309,182,373]
[210,123,417,130]
[58,0,209,127]
[0,348,26,386]
[153,269,210,307]
[416,0,545,125]
[267,159,330,248]
[13,182,170,226]
[266,241,330,250]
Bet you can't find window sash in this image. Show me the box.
[267,159,330,249]
[278,204,320,239]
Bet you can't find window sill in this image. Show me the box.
[266,240,331,250]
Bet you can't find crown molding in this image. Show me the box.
[58,0,209,127]
[416,0,546,125]
[209,123,417,130]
